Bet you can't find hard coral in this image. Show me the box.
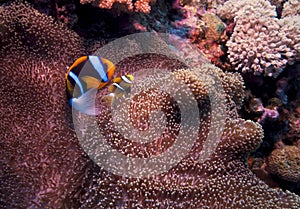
[217,0,277,20]
[220,0,299,77]
[279,16,300,61]
[80,0,156,13]
[282,0,300,17]
[226,14,293,77]
[266,145,300,182]
[197,39,225,66]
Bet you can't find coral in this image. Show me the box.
[248,157,280,188]
[226,14,289,76]
[246,97,280,123]
[178,0,226,13]
[279,16,300,61]
[1,1,300,208]
[218,0,299,77]
[174,4,227,65]
[266,145,300,182]
[281,100,300,144]
[258,107,279,123]
[173,5,206,41]
[287,107,300,141]
[282,0,300,17]
[226,12,297,77]
[202,12,226,41]
[197,39,225,65]
[217,0,277,20]
[80,0,156,13]
[27,0,78,28]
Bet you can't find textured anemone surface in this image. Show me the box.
[0,1,89,208]
[1,1,300,208]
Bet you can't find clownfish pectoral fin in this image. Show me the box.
[81,76,101,89]
[101,93,115,106]
[70,88,99,116]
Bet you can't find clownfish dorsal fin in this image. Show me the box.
[71,88,99,115]
[81,76,102,89]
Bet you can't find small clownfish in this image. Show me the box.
[66,55,115,115]
[102,74,134,105]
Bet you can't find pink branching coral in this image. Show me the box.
[80,0,156,13]
[1,1,300,208]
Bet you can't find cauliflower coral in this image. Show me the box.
[80,0,156,13]
[218,0,300,77]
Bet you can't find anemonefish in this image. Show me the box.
[102,74,134,105]
[66,55,115,115]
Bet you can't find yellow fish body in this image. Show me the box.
[66,55,115,115]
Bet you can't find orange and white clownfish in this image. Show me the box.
[66,55,115,115]
[102,74,134,105]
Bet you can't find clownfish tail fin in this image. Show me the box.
[70,88,99,116]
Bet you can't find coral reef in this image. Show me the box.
[217,0,277,20]
[242,63,300,195]
[174,4,227,66]
[248,97,280,123]
[173,4,206,40]
[279,16,300,61]
[282,0,300,17]
[80,0,156,13]
[202,13,226,41]
[266,145,300,182]
[280,99,300,144]
[218,0,299,77]
[78,56,300,207]
[1,0,300,208]
[226,14,290,77]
